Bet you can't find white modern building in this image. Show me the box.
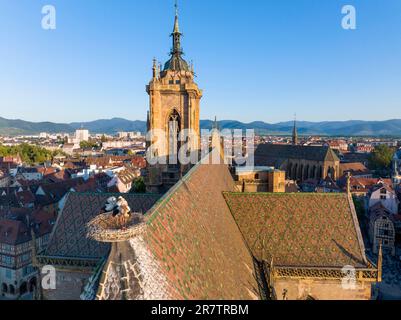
[75,128,89,142]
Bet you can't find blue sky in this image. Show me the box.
[0,0,400,123]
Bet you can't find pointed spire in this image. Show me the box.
[152,58,157,79]
[292,114,298,145]
[163,0,190,71]
[171,0,182,55]
[173,0,180,33]
[213,116,218,130]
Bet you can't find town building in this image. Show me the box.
[0,209,54,299]
[368,183,399,215]
[74,128,89,143]
[233,166,285,193]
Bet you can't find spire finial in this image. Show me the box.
[173,0,180,33]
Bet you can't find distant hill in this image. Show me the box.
[0,117,74,135]
[70,118,146,134]
[1,116,401,137]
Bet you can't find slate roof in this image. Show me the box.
[255,144,340,167]
[223,192,369,269]
[42,192,161,262]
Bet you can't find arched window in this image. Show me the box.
[328,167,335,178]
[287,163,293,179]
[168,109,181,165]
[29,277,37,292]
[293,163,298,180]
[19,282,27,295]
[304,165,310,180]
[2,283,7,293]
[312,165,316,179]
[299,165,304,180]
[9,285,15,295]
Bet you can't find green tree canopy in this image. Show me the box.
[0,143,56,165]
[79,140,99,149]
[368,144,394,172]
[130,177,146,194]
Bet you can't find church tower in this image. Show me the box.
[292,116,298,146]
[145,1,203,193]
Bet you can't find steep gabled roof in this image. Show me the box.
[96,163,259,300]
[223,192,369,269]
[255,144,340,166]
[142,163,258,299]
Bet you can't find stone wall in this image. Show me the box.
[43,270,92,300]
[273,278,372,300]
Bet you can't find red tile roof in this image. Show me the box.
[0,209,54,245]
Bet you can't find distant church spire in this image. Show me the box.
[213,116,219,130]
[292,114,298,145]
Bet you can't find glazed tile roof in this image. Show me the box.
[98,164,259,300]
[42,192,161,261]
[223,192,369,269]
[135,163,259,300]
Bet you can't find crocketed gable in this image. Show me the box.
[223,192,368,269]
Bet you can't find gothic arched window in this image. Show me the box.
[168,109,181,165]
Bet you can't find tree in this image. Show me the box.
[368,145,394,173]
[130,177,146,194]
[0,143,54,165]
[79,140,98,149]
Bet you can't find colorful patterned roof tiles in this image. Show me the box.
[40,192,161,265]
[223,192,369,269]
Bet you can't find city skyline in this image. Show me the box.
[1,0,401,123]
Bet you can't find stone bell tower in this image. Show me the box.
[145,1,203,193]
